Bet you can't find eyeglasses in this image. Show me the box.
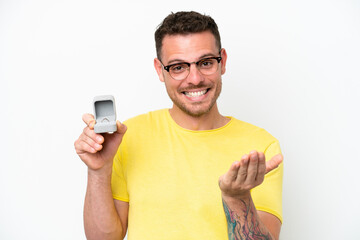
[160,56,222,81]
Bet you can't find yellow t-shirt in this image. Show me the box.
[111,109,283,239]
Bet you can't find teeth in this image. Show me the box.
[185,90,207,97]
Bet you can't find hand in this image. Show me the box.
[74,113,127,172]
[219,151,283,199]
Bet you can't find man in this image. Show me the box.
[74,11,283,240]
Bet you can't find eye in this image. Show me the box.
[170,63,187,73]
[199,59,215,68]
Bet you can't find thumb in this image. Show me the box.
[115,121,127,135]
[108,121,127,144]
[265,154,283,174]
[102,121,127,150]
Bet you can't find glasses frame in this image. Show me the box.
[160,56,222,81]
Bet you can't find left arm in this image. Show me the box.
[258,211,282,240]
[219,152,283,240]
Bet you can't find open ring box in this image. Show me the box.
[93,95,117,133]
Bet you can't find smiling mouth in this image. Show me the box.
[183,88,210,98]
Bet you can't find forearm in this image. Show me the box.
[222,193,274,240]
[84,168,124,240]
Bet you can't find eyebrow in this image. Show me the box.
[166,52,218,65]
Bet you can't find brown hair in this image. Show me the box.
[154,11,222,60]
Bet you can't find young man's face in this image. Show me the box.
[154,31,227,117]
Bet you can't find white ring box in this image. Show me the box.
[93,95,117,133]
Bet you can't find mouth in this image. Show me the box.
[184,89,208,97]
[182,88,210,100]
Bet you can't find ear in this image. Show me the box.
[154,58,165,82]
[219,48,227,75]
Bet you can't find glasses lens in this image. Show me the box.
[167,57,220,81]
[198,58,219,75]
[169,63,189,80]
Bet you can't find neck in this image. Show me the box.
[169,104,230,131]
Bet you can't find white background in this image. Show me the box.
[1,0,359,239]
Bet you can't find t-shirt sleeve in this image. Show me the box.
[111,145,129,202]
[251,140,283,223]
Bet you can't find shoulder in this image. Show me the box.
[123,109,167,126]
[228,117,278,145]
[121,109,168,137]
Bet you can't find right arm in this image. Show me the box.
[74,114,128,240]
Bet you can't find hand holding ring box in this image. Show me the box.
[93,95,117,133]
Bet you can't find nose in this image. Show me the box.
[185,63,204,85]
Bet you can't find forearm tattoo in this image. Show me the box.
[222,197,272,240]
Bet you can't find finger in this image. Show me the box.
[228,161,241,181]
[236,154,249,183]
[256,152,266,182]
[266,154,283,174]
[218,161,239,190]
[246,151,259,183]
[225,161,241,182]
[82,113,96,129]
[74,138,97,154]
[83,126,104,145]
[80,131,103,152]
